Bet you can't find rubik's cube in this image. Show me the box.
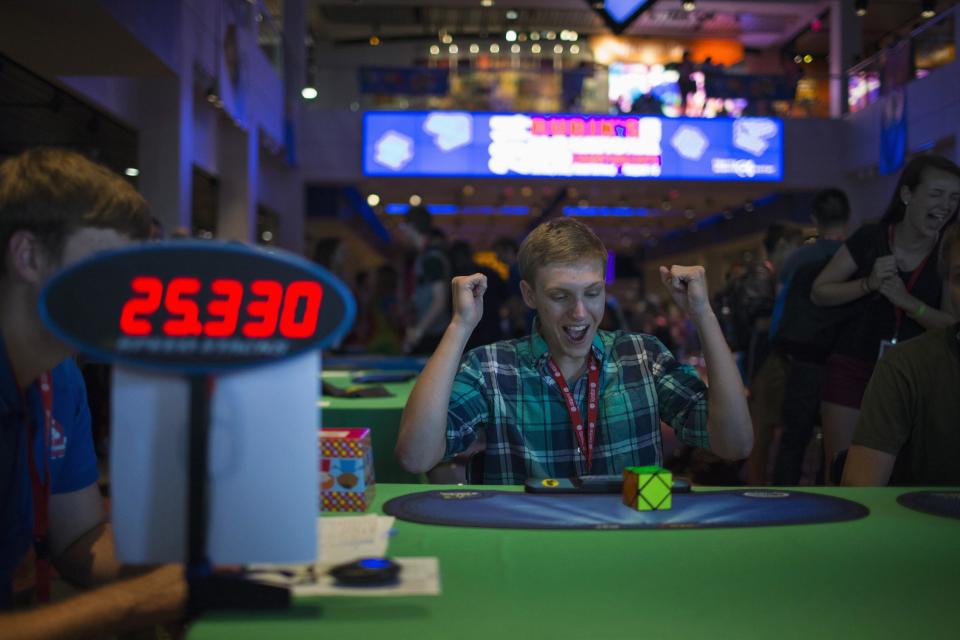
[319,428,376,512]
[622,466,672,511]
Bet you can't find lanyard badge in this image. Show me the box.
[546,355,600,473]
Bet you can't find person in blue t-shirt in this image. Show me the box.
[769,188,852,484]
[0,149,185,636]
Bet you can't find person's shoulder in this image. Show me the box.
[50,357,86,393]
[605,330,671,358]
[464,336,528,366]
[423,245,449,262]
[847,222,881,244]
[887,326,957,367]
[797,239,840,261]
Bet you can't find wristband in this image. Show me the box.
[910,302,927,319]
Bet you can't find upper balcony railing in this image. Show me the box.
[847,4,956,114]
[309,53,829,119]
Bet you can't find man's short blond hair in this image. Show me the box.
[518,217,608,287]
[939,224,960,279]
[0,148,150,274]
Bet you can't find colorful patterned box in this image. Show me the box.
[622,465,672,511]
[319,427,376,512]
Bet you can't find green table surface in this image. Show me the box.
[319,371,419,483]
[190,484,960,640]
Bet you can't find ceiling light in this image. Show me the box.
[510,43,521,53]
[441,33,453,44]
[506,29,517,41]
[570,44,580,54]
[682,1,696,11]
[921,0,935,18]
[803,54,813,63]
[481,0,494,6]
[261,230,273,242]
[490,43,500,53]
[369,36,380,46]
[506,10,518,20]
[449,44,459,54]
[530,32,540,40]
[301,86,318,100]
[855,0,868,16]
[409,194,422,206]
[545,31,556,40]
[531,43,541,53]
[469,43,480,53]
[366,194,381,207]
[429,44,440,55]
[553,44,563,54]
[124,167,139,177]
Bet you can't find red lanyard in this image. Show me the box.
[26,372,54,603]
[546,354,600,473]
[888,225,932,341]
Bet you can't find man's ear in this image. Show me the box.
[519,279,537,310]
[6,230,51,285]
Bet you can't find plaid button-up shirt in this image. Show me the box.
[445,329,709,484]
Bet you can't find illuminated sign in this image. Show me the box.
[40,242,355,372]
[603,0,654,25]
[364,111,782,181]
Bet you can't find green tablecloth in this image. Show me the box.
[319,371,419,483]
[190,484,960,639]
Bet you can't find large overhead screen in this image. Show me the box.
[363,111,783,181]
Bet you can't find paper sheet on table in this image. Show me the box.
[318,514,394,564]
[248,515,440,596]
[293,556,440,597]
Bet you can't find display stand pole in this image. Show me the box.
[186,375,291,613]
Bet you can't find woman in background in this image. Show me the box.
[811,155,960,481]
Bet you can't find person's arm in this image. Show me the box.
[842,445,897,486]
[396,274,487,473]
[0,564,185,640]
[47,484,121,588]
[810,245,896,307]
[875,275,956,330]
[659,266,752,460]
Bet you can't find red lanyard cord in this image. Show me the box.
[26,372,54,603]
[888,225,932,341]
[546,354,600,474]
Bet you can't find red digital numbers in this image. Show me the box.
[279,281,324,338]
[204,279,244,337]
[243,280,284,338]
[118,277,324,339]
[163,277,202,336]
[119,277,164,336]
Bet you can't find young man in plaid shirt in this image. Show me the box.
[396,218,752,484]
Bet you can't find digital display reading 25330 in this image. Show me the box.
[119,277,323,339]
[40,242,356,372]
